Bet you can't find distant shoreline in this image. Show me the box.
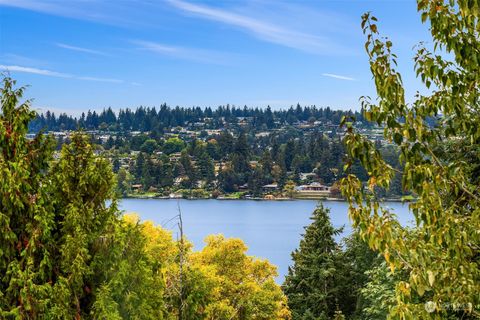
[121,196,406,203]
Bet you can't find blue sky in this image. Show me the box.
[0,0,431,115]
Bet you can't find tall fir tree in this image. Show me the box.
[282,204,342,320]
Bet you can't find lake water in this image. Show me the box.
[119,199,411,282]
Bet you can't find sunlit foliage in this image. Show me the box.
[0,76,290,319]
[341,1,480,318]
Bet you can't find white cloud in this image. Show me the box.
[132,40,232,64]
[0,65,70,78]
[1,0,351,55]
[56,43,109,56]
[76,76,123,83]
[134,41,179,54]
[322,73,356,81]
[165,0,338,54]
[0,64,131,84]
[0,54,49,67]
[0,0,131,26]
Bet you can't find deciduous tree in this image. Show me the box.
[341,2,480,317]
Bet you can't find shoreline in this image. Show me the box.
[121,195,406,202]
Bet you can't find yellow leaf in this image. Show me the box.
[427,270,435,286]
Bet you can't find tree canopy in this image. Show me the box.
[283,205,343,319]
[341,1,479,318]
[0,76,290,319]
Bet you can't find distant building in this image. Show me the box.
[255,132,270,138]
[294,182,331,198]
[238,183,249,190]
[262,183,278,191]
[206,129,223,136]
[131,184,143,192]
[295,182,330,192]
[299,172,316,181]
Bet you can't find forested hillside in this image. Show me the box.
[28,97,403,200]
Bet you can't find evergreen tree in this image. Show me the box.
[180,151,196,188]
[216,131,235,158]
[105,136,115,150]
[338,232,379,318]
[48,133,121,317]
[112,156,121,173]
[218,166,237,193]
[142,158,156,190]
[260,150,274,179]
[135,152,146,181]
[283,205,342,320]
[197,151,215,186]
[283,140,296,171]
[247,166,264,196]
[0,77,57,317]
[0,77,162,317]
[158,156,174,188]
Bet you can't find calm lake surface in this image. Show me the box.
[119,199,411,282]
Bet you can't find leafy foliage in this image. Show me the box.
[341,1,480,318]
[0,77,290,318]
[358,262,399,320]
[189,235,291,320]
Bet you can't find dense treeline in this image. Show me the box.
[29,104,368,133]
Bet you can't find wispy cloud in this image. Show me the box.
[0,64,133,84]
[0,53,50,67]
[0,65,69,78]
[132,40,232,64]
[56,43,109,56]
[0,0,133,27]
[165,0,340,54]
[322,73,355,81]
[76,76,123,83]
[1,0,351,55]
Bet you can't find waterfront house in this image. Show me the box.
[262,183,278,192]
[294,182,331,198]
[296,182,330,192]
